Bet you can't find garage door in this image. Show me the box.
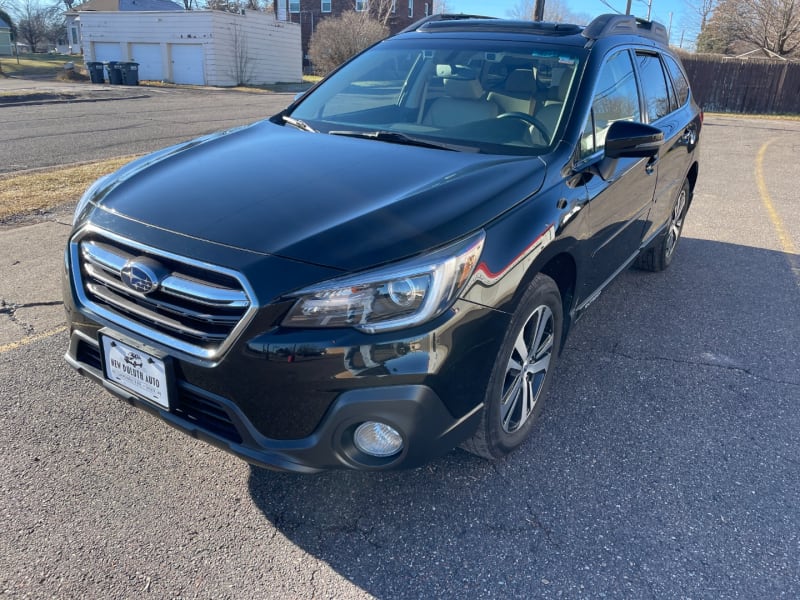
[171,44,205,85]
[93,42,122,63]
[131,43,164,81]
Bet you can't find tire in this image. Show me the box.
[635,179,691,272]
[462,273,563,460]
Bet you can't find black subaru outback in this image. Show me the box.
[64,14,701,472]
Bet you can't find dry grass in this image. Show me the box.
[0,156,138,220]
[0,54,77,78]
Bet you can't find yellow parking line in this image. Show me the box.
[0,325,67,354]
[755,139,800,288]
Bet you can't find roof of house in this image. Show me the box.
[0,17,11,29]
[71,0,183,11]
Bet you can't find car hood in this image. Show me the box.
[91,120,546,272]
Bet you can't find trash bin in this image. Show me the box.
[86,61,105,84]
[120,62,139,86]
[106,61,123,85]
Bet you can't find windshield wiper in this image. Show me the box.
[328,130,477,152]
[282,115,317,133]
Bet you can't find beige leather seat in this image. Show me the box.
[423,77,499,128]
[487,69,538,114]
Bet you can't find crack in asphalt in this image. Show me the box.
[0,299,64,336]
[597,345,800,389]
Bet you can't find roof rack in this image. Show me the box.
[582,14,668,45]
[419,20,583,36]
[399,13,496,34]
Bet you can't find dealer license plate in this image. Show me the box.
[101,336,169,409]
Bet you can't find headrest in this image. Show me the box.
[504,69,536,93]
[443,77,484,100]
[435,64,478,80]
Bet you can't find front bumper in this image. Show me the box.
[65,329,484,472]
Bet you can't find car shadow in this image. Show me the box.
[246,237,800,599]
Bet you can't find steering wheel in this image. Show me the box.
[496,112,551,140]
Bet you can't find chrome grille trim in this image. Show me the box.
[70,226,259,362]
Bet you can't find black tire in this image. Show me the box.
[462,273,563,460]
[635,179,691,272]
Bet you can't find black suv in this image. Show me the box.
[64,14,701,472]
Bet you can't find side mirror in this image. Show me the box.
[604,121,663,159]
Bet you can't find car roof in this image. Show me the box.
[397,13,669,49]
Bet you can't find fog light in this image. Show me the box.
[353,422,404,457]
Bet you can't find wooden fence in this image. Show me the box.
[680,54,800,114]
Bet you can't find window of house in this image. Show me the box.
[392,0,397,14]
[425,2,429,16]
[355,0,367,11]
[408,0,413,18]
[636,52,670,122]
[289,0,300,13]
[322,0,331,12]
[580,50,642,158]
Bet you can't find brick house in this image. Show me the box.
[278,0,430,64]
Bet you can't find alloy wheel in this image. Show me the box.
[500,305,555,434]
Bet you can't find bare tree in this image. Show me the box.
[14,0,61,52]
[433,0,452,13]
[203,0,272,11]
[367,0,398,26]
[308,10,388,75]
[508,0,591,24]
[228,22,252,84]
[698,0,800,56]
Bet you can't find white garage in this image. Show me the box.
[94,42,123,62]
[130,42,164,81]
[170,44,204,85]
[80,10,301,86]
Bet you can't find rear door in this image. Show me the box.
[637,51,699,243]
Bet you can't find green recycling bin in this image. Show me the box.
[106,61,123,85]
[120,62,139,86]
[86,61,105,84]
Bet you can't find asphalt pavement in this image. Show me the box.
[0,77,296,174]
[0,99,798,598]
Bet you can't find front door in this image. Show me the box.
[578,49,657,296]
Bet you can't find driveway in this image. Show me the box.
[0,114,798,599]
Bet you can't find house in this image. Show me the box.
[66,0,184,54]
[275,0,430,64]
[0,17,12,56]
[78,9,302,85]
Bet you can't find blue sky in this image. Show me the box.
[447,0,695,46]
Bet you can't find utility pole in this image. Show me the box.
[625,0,632,14]
[533,0,545,21]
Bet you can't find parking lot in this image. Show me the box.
[1,86,798,598]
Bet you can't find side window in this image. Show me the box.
[580,50,641,158]
[636,52,670,121]
[664,54,690,107]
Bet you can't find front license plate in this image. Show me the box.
[101,336,169,409]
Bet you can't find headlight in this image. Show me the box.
[282,231,485,333]
[72,173,113,225]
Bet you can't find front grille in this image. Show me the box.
[73,229,255,360]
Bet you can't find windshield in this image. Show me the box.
[289,38,583,155]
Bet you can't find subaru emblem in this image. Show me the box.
[120,258,163,295]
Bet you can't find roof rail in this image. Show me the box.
[582,13,668,45]
[399,13,496,34]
